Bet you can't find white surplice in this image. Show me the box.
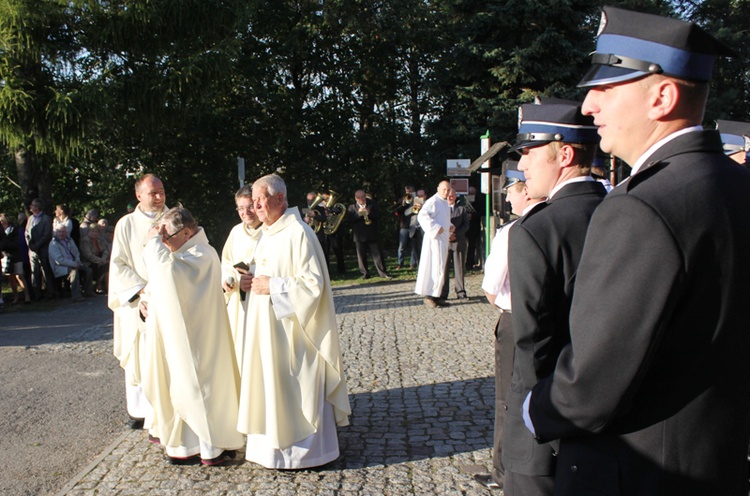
[221,222,262,365]
[141,229,244,459]
[414,193,451,297]
[108,204,168,419]
[237,208,351,469]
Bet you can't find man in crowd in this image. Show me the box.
[347,190,390,279]
[394,185,417,270]
[440,188,470,300]
[140,207,243,466]
[25,198,54,300]
[221,184,263,365]
[525,7,750,495]
[475,163,544,491]
[237,173,351,469]
[108,173,168,429]
[414,180,451,308]
[504,100,605,494]
[48,226,92,302]
[406,189,427,268]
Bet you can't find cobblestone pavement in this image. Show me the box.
[58,273,501,495]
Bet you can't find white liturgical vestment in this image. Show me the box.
[414,193,451,297]
[141,228,244,458]
[108,204,168,418]
[221,222,262,365]
[237,208,351,469]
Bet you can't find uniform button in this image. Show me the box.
[503,405,508,410]
[570,465,578,473]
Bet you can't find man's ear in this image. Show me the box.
[647,77,680,121]
[557,144,576,168]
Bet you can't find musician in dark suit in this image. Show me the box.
[498,101,605,495]
[347,190,390,279]
[440,188,470,300]
[525,7,750,495]
[25,198,55,300]
[304,192,328,260]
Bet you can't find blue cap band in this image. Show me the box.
[506,170,525,182]
[597,34,715,81]
[518,121,600,144]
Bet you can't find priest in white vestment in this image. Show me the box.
[108,174,168,427]
[237,173,351,469]
[221,184,263,365]
[140,207,244,465]
[414,180,451,307]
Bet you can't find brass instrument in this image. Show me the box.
[363,210,372,225]
[323,190,346,235]
[306,193,325,233]
[411,198,424,214]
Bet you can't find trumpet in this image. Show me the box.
[364,210,372,225]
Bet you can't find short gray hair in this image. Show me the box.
[253,174,287,199]
[162,206,198,234]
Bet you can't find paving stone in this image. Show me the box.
[59,274,499,495]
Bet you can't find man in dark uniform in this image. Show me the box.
[525,7,750,495]
[716,119,750,166]
[475,163,545,492]
[500,101,605,495]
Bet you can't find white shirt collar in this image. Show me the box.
[630,126,703,176]
[549,175,594,199]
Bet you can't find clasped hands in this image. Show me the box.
[236,266,270,295]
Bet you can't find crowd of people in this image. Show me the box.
[0,202,113,309]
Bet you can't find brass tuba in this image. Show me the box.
[323,190,347,235]
[305,193,325,233]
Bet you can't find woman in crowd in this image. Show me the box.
[0,213,31,304]
[80,225,110,294]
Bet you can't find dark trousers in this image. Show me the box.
[354,240,387,277]
[411,229,423,265]
[29,249,54,299]
[397,228,417,266]
[491,311,514,486]
[326,234,346,274]
[440,242,466,299]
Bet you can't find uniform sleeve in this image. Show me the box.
[508,222,555,391]
[529,195,683,441]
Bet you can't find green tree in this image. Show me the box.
[0,0,96,211]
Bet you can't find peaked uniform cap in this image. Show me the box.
[503,160,525,190]
[511,102,599,153]
[579,6,736,87]
[716,119,750,154]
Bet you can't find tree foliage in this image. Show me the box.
[0,0,747,246]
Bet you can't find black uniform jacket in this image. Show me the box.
[530,130,750,495]
[504,179,606,476]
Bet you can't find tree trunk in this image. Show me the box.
[14,146,52,212]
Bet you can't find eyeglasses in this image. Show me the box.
[164,228,184,240]
[236,206,254,212]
